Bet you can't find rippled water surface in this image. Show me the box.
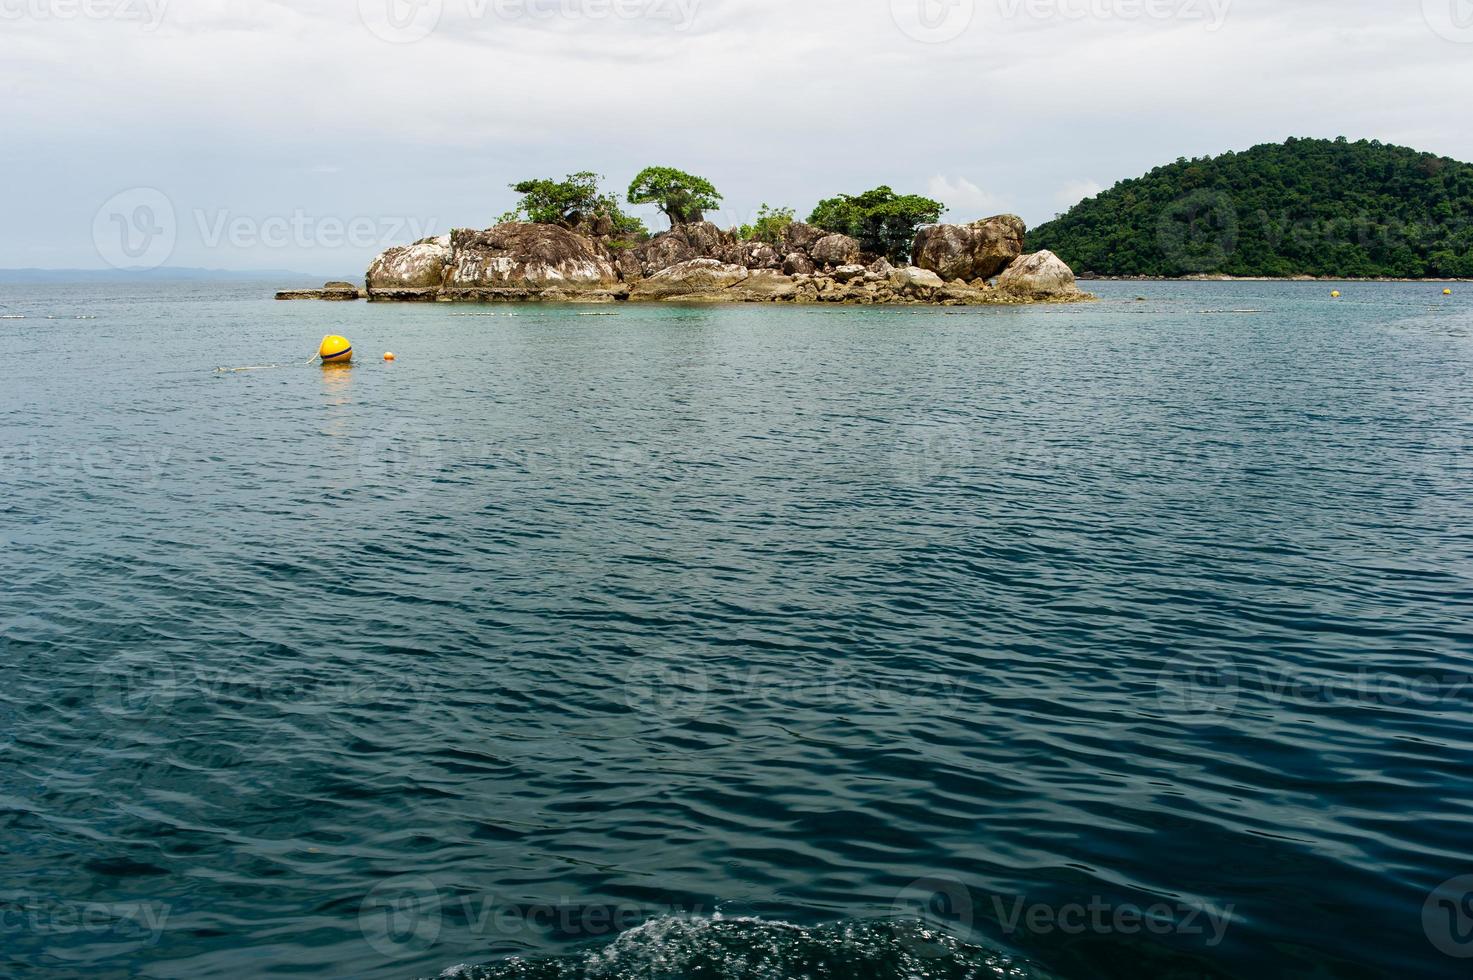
[2,281,1472,979]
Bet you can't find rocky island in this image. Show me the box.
[303,169,1090,306]
[362,217,1087,306]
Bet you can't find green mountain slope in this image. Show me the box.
[1029,137,1473,278]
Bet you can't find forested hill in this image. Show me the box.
[1028,138,1473,278]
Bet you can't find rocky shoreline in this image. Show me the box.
[291,215,1092,306]
[274,281,365,301]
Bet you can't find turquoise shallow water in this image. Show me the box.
[1,281,1471,979]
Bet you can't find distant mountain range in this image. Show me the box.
[0,267,350,284]
[1029,137,1473,278]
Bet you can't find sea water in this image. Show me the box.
[1,281,1470,979]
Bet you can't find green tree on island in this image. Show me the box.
[808,186,945,261]
[627,167,723,227]
[738,204,795,245]
[501,172,647,244]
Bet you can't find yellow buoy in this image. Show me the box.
[383,352,396,361]
[1330,290,1341,298]
[318,334,352,364]
[1445,288,1454,296]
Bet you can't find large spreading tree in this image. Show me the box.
[808,186,945,261]
[501,172,646,242]
[627,167,723,227]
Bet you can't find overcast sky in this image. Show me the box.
[2,0,1470,272]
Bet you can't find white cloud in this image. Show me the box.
[927,176,1000,220]
[1053,179,1104,211]
[1,0,1469,268]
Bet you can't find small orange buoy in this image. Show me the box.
[318,334,352,364]
[383,352,396,361]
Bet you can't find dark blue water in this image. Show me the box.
[2,281,1471,980]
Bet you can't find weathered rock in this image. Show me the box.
[633,221,737,277]
[581,213,615,239]
[634,234,697,276]
[629,258,751,301]
[361,220,1089,306]
[791,274,821,303]
[936,283,990,305]
[810,233,862,268]
[681,220,735,257]
[442,224,620,298]
[277,280,362,301]
[613,249,644,282]
[783,252,815,276]
[781,221,830,253]
[890,266,946,294]
[995,250,1084,300]
[366,234,451,299]
[913,215,1026,282]
[740,242,781,270]
[734,270,799,302]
